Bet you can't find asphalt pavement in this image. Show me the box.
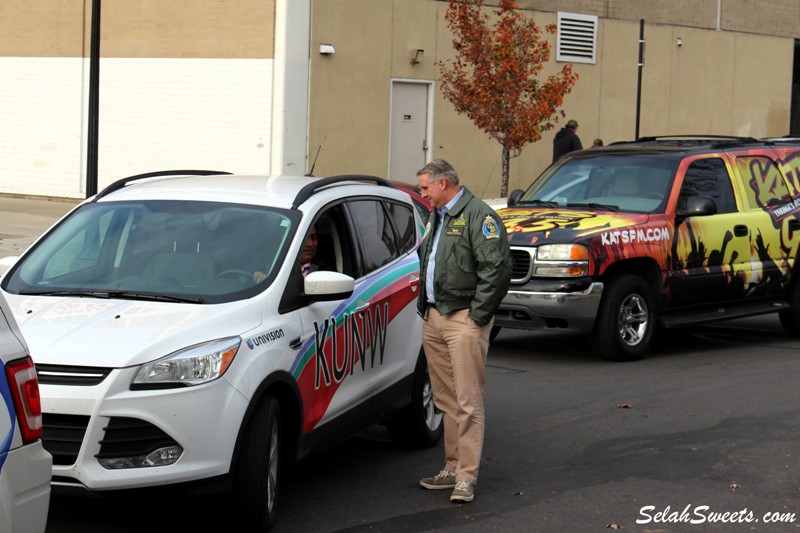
[0,196,80,258]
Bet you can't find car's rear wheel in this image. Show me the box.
[386,353,443,448]
[234,394,281,532]
[779,276,800,336]
[590,274,656,362]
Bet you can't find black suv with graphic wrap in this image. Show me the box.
[493,135,800,361]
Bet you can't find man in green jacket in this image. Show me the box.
[416,159,511,503]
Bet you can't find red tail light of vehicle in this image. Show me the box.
[5,356,43,443]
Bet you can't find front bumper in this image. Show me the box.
[494,279,604,333]
[42,366,249,492]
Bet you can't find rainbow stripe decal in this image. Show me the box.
[289,255,420,433]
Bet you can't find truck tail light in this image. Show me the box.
[5,356,43,443]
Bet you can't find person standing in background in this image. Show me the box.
[415,159,512,504]
[552,119,583,162]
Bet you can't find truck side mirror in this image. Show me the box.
[677,195,717,218]
[507,189,525,207]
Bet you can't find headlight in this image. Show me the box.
[534,244,589,277]
[132,337,240,389]
[536,244,588,261]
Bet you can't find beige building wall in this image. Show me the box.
[308,0,796,199]
[0,0,274,58]
[309,0,393,177]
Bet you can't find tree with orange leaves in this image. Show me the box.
[438,0,578,197]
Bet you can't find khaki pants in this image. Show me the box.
[422,307,492,485]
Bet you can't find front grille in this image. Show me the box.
[36,364,112,386]
[510,247,534,283]
[42,413,90,466]
[96,417,178,460]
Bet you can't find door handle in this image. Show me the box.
[422,139,428,152]
[733,224,748,237]
[289,336,303,350]
[788,218,800,231]
[355,300,370,312]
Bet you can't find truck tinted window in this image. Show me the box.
[679,158,736,214]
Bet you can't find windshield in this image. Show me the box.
[518,155,678,213]
[2,200,300,304]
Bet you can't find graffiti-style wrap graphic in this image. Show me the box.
[500,208,673,276]
[748,157,791,209]
[501,209,615,244]
[289,256,419,433]
[738,152,800,259]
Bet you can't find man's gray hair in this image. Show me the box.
[416,159,460,185]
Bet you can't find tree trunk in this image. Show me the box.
[500,144,510,198]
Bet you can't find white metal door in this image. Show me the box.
[390,82,430,182]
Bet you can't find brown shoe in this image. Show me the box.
[450,480,474,503]
[419,469,456,490]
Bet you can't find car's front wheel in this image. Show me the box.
[234,394,281,532]
[590,274,656,362]
[386,353,443,448]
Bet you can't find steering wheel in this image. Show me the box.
[215,269,254,284]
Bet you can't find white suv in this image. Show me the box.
[0,291,51,533]
[0,171,442,531]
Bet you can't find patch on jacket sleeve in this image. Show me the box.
[482,215,500,239]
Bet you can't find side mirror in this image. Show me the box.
[507,189,525,208]
[304,271,355,301]
[677,195,717,218]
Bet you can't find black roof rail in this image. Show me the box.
[92,170,231,202]
[761,136,800,144]
[635,134,759,143]
[292,175,392,209]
